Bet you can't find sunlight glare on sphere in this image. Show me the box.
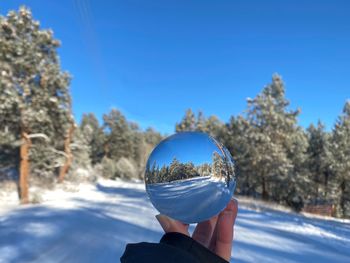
[145,132,236,223]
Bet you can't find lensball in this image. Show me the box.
[145,131,236,223]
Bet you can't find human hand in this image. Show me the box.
[156,199,238,262]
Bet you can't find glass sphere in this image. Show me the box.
[145,131,236,223]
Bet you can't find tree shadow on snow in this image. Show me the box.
[96,183,147,199]
[2,183,350,263]
[231,207,350,263]
[0,198,162,263]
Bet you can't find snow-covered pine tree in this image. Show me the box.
[80,113,105,164]
[70,120,93,171]
[176,109,196,132]
[102,109,149,179]
[129,122,150,178]
[223,116,257,195]
[196,110,207,132]
[103,109,133,161]
[143,127,162,146]
[244,74,308,206]
[306,121,333,203]
[0,7,73,202]
[0,54,19,169]
[140,127,163,179]
[176,109,224,138]
[285,125,309,211]
[331,101,350,218]
[205,115,224,139]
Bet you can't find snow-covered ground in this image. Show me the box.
[0,179,349,263]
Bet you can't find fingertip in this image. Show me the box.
[156,214,170,232]
[231,199,239,221]
[231,197,238,207]
[226,198,238,212]
[155,214,190,236]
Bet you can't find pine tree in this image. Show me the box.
[306,121,332,202]
[80,113,105,164]
[243,74,307,205]
[103,109,133,161]
[286,126,309,211]
[68,124,91,176]
[223,116,256,195]
[196,111,206,132]
[0,7,73,202]
[144,127,162,146]
[205,115,223,139]
[176,109,196,132]
[176,109,224,138]
[129,122,144,167]
[331,101,350,217]
[140,127,163,179]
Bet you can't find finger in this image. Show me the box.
[208,219,218,251]
[214,199,238,261]
[192,215,218,247]
[156,214,190,236]
[209,200,237,251]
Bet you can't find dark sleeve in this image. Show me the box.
[120,232,229,263]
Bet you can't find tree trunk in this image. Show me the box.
[19,131,31,204]
[58,124,75,183]
[340,180,346,217]
[324,170,329,198]
[262,176,269,200]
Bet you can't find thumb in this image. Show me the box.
[156,214,189,236]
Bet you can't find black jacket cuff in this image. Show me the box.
[160,232,229,263]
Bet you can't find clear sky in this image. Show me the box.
[2,0,350,134]
[149,132,222,168]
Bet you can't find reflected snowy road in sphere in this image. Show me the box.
[145,132,236,223]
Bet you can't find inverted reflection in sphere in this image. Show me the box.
[145,131,236,223]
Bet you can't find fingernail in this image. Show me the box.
[156,214,171,231]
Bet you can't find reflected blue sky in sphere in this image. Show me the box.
[149,132,225,168]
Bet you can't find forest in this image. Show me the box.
[145,150,234,185]
[0,7,349,218]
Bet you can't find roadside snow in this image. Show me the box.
[0,179,349,263]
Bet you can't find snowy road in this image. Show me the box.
[0,179,349,263]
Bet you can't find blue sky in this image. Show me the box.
[2,0,350,134]
[148,132,222,168]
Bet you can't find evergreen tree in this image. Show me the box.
[0,7,73,202]
[140,127,163,179]
[306,121,332,202]
[196,110,206,132]
[285,126,309,211]
[205,115,223,139]
[223,116,255,195]
[144,127,162,146]
[129,122,144,167]
[80,113,105,164]
[176,109,196,132]
[176,109,224,138]
[103,109,133,161]
[243,74,307,205]
[331,101,350,217]
[69,124,91,172]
